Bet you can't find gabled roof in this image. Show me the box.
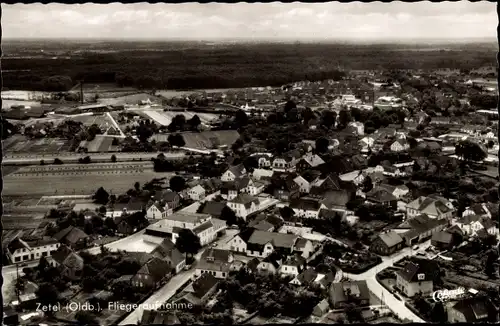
[397,214,448,239]
[451,297,496,322]
[184,273,219,300]
[283,253,306,267]
[201,248,232,263]
[299,154,325,168]
[136,257,172,282]
[229,193,259,208]
[406,195,453,216]
[330,281,370,303]
[366,187,397,203]
[397,259,440,283]
[377,231,403,248]
[190,184,205,193]
[227,164,246,177]
[53,226,88,244]
[296,267,318,284]
[320,190,351,209]
[150,238,185,266]
[247,230,298,249]
[318,209,344,220]
[431,231,453,244]
[198,201,227,217]
[289,197,322,211]
[192,221,214,234]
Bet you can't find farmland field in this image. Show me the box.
[4,162,174,196]
[3,135,73,153]
[98,92,164,106]
[134,109,218,126]
[2,99,42,109]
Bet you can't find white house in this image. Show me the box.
[221,164,246,182]
[390,139,410,152]
[279,255,306,277]
[227,194,260,220]
[195,248,235,279]
[252,168,274,180]
[187,185,206,201]
[7,237,60,263]
[348,121,364,135]
[293,175,313,194]
[289,198,322,219]
[406,195,455,220]
[359,136,375,152]
[339,170,365,186]
[453,215,498,237]
[146,202,171,220]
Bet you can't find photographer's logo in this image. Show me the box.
[432,287,466,302]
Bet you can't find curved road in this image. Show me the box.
[344,240,432,323]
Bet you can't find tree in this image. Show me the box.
[111,154,117,162]
[36,283,60,312]
[338,109,352,128]
[485,250,498,278]
[430,302,447,323]
[220,206,238,226]
[134,182,141,192]
[362,176,373,192]
[176,229,201,259]
[242,156,258,173]
[169,175,186,192]
[53,158,64,165]
[284,100,297,113]
[93,187,109,205]
[321,110,337,129]
[234,110,248,127]
[279,206,295,220]
[168,133,185,147]
[315,137,330,154]
[40,159,45,165]
[455,140,487,163]
[188,115,201,130]
[38,256,49,274]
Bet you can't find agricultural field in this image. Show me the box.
[69,82,140,100]
[2,99,42,109]
[3,162,174,196]
[3,135,73,153]
[135,109,218,126]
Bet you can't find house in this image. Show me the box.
[395,214,448,246]
[390,138,410,152]
[7,237,60,263]
[145,212,212,236]
[382,165,406,177]
[152,190,181,211]
[248,214,284,232]
[106,198,147,218]
[378,183,409,199]
[370,231,404,256]
[339,170,365,186]
[365,187,398,209]
[226,228,254,254]
[463,203,496,219]
[289,197,322,219]
[252,168,274,181]
[146,201,171,220]
[320,190,352,213]
[296,153,325,172]
[246,230,299,258]
[150,238,186,274]
[175,273,219,306]
[191,220,217,246]
[140,309,180,325]
[131,257,172,290]
[359,136,375,152]
[198,201,227,219]
[187,184,206,201]
[290,267,335,288]
[448,297,498,323]
[251,153,273,168]
[270,173,301,201]
[293,173,318,194]
[53,226,89,250]
[453,215,498,237]
[245,257,261,274]
[406,195,455,220]
[227,193,260,220]
[348,121,364,135]
[272,150,302,172]
[49,245,84,280]
[313,299,331,318]
[220,180,246,200]
[395,259,440,297]
[294,238,315,259]
[114,214,137,235]
[256,252,282,275]
[221,164,246,182]
[195,248,234,279]
[430,231,455,250]
[280,254,306,277]
[330,281,370,309]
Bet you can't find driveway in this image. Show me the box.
[343,240,432,323]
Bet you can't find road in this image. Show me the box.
[118,229,238,325]
[2,260,40,303]
[343,240,432,323]
[3,152,186,165]
[105,112,126,138]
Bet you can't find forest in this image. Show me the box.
[2,40,496,91]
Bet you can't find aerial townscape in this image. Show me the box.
[1,2,499,326]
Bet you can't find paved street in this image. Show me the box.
[344,240,432,323]
[118,229,238,325]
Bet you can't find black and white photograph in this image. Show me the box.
[1,1,499,325]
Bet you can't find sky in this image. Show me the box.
[2,2,497,41]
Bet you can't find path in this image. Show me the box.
[343,240,432,323]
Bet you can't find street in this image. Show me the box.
[343,240,432,323]
[2,260,40,303]
[118,229,238,325]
